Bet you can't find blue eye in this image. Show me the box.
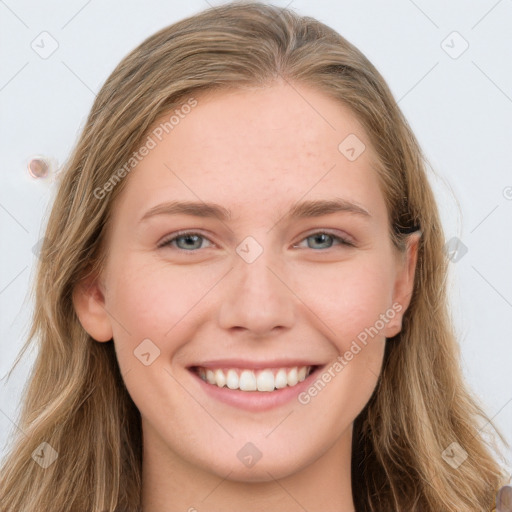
[158,230,354,252]
[296,232,354,250]
[158,232,213,251]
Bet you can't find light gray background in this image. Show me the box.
[1,0,511,476]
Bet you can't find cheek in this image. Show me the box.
[299,338,385,435]
[104,257,207,418]
[292,255,396,345]
[107,256,218,341]
[104,256,234,388]
[293,259,391,420]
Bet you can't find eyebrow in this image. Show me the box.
[139,198,371,224]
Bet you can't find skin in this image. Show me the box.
[73,81,419,512]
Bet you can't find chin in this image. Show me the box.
[201,448,311,483]
[218,462,301,483]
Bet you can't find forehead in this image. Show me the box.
[112,82,387,224]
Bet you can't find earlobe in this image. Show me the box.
[72,275,113,342]
[384,233,421,338]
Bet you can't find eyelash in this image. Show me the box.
[157,230,355,252]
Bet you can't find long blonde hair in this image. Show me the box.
[1,2,509,511]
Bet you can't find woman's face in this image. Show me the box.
[75,82,418,482]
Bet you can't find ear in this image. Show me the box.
[383,232,421,338]
[72,274,113,342]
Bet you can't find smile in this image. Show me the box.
[193,365,315,392]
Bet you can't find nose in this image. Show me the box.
[217,242,296,337]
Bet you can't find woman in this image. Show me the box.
[0,2,509,511]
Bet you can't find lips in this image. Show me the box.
[192,358,322,370]
[187,361,324,411]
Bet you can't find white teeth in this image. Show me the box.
[226,369,239,390]
[214,369,226,388]
[287,367,298,386]
[196,365,314,392]
[239,370,257,391]
[274,368,288,389]
[206,369,216,385]
[256,369,274,392]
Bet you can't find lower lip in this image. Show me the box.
[188,366,323,412]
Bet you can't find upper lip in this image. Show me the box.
[189,359,324,370]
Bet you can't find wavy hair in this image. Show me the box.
[1,2,509,511]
